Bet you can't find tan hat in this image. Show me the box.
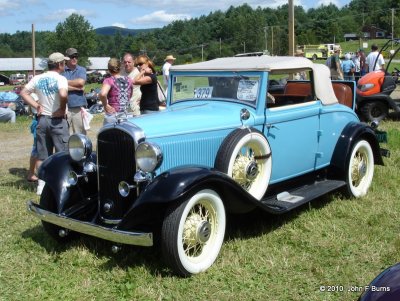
[48,52,70,63]
[164,55,176,61]
[65,48,78,56]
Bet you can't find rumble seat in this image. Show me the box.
[332,83,353,108]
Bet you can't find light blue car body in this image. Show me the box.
[131,66,359,185]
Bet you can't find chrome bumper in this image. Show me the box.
[27,201,153,247]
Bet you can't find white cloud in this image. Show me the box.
[42,8,95,22]
[0,0,20,16]
[112,23,126,28]
[132,10,191,26]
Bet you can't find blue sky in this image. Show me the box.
[0,0,351,34]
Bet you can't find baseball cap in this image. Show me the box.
[48,52,70,63]
[65,48,78,56]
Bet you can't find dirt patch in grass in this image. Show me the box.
[0,116,103,172]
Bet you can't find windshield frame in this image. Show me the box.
[169,71,263,108]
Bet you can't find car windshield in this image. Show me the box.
[170,74,261,106]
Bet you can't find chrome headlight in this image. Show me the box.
[68,134,92,162]
[135,142,163,172]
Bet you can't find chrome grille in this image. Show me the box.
[97,128,136,220]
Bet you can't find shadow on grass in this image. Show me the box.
[225,194,336,241]
[6,167,37,193]
[20,193,338,278]
[21,223,168,276]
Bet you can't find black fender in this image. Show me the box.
[38,151,98,213]
[117,165,258,230]
[330,122,384,178]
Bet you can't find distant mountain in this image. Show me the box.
[95,26,156,36]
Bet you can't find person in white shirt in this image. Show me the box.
[162,55,176,90]
[366,44,385,73]
[121,52,141,116]
[20,52,69,195]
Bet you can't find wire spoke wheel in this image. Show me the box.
[215,128,272,200]
[345,140,374,197]
[162,189,226,276]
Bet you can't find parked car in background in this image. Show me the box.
[27,55,388,276]
[9,73,26,85]
[87,71,105,84]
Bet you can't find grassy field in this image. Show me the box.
[0,112,399,300]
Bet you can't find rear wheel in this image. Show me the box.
[312,54,317,60]
[161,189,226,276]
[344,140,374,198]
[359,101,388,122]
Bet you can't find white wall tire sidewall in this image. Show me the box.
[348,140,374,197]
[227,132,271,200]
[176,189,226,275]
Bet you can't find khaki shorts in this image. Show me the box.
[67,107,87,135]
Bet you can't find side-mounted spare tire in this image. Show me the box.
[215,128,272,200]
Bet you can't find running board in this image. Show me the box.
[259,179,346,214]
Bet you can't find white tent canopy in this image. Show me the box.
[0,57,110,72]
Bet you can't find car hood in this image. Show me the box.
[129,101,256,138]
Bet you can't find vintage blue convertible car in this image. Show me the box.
[27,55,387,276]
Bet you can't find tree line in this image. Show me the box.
[0,0,399,68]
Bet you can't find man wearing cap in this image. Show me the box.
[62,48,88,134]
[20,52,69,195]
[366,44,385,73]
[162,55,176,90]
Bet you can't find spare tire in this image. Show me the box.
[215,128,272,200]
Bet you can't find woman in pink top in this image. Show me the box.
[100,58,134,125]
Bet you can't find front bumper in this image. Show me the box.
[27,201,153,247]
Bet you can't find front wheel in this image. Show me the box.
[161,189,226,276]
[344,140,374,198]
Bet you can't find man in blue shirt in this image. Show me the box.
[62,48,88,134]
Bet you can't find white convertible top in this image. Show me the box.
[171,55,339,105]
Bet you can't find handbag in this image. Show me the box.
[157,80,166,103]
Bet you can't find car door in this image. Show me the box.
[264,101,321,184]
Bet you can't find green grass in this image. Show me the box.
[0,115,399,300]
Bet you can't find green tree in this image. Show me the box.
[48,14,97,66]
